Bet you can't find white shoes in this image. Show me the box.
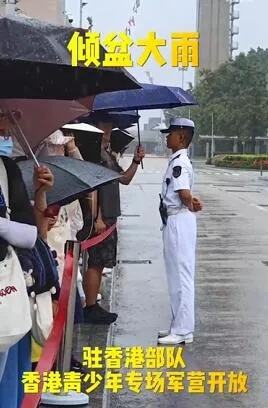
[96,293,102,302]
[103,268,113,276]
[157,333,193,345]
[158,330,170,338]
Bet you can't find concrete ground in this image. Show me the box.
[103,156,268,408]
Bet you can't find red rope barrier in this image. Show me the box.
[21,251,74,408]
[21,223,117,408]
[81,223,116,251]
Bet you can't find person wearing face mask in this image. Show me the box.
[0,116,37,407]
[0,135,14,157]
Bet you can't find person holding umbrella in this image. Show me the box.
[158,118,203,345]
[0,114,38,406]
[36,131,86,307]
[83,116,145,324]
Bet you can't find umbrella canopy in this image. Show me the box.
[111,129,134,154]
[108,111,139,129]
[62,122,103,163]
[78,110,140,129]
[0,14,140,99]
[93,83,197,112]
[0,97,93,153]
[62,123,103,134]
[18,156,120,206]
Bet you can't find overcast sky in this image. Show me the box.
[66,0,267,125]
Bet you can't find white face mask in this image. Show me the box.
[0,136,13,157]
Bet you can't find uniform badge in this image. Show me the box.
[172,166,182,178]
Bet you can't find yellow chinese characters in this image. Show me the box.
[102,33,134,67]
[125,371,143,393]
[105,346,123,369]
[22,346,249,396]
[171,32,199,67]
[22,369,249,395]
[21,372,41,394]
[83,371,103,394]
[67,31,200,68]
[67,32,101,67]
[83,346,103,369]
[136,32,166,67]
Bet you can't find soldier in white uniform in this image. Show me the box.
[158,118,203,345]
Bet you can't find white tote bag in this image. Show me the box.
[0,159,32,352]
[29,291,53,347]
[0,246,32,352]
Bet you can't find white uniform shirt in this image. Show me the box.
[162,149,194,210]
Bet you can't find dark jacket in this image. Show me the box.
[98,148,122,220]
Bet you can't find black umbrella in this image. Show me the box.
[79,110,140,129]
[0,15,140,99]
[62,123,103,164]
[111,129,134,154]
[18,156,120,206]
[63,123,135,160]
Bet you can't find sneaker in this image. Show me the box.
[71,357,87,375]
[103,268,113,276]
[157,333,193,345]
[158,330,170,338]
[96,293,102,302]
[83,303,118,324]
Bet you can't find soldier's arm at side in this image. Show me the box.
[172,160,193,210]
[192,197,203,211]
[177,189,194,211]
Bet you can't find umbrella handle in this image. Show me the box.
[136,110,144,170]
[138,145,144,170]
[7,110,40,167]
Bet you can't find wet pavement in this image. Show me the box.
[104,157,268,408]
[41,272,113,408]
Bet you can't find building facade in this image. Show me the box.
[0,0,66,25]
[196,0,230,82]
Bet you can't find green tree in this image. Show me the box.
[165,48,268,153]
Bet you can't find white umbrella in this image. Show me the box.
[62,123,103,134]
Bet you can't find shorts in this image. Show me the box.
[87,220,118,269]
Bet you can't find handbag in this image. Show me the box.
[17,238,60,346]
[0,246,32,352]
[29,292,54,347]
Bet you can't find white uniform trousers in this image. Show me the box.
[163,210,197,335]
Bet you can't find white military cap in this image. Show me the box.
[160,118,195,133]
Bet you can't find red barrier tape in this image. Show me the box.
[21,251,74,408]
[21,224,116,408]
[81,223,116,251]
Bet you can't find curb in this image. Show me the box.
[102,253,119,408]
